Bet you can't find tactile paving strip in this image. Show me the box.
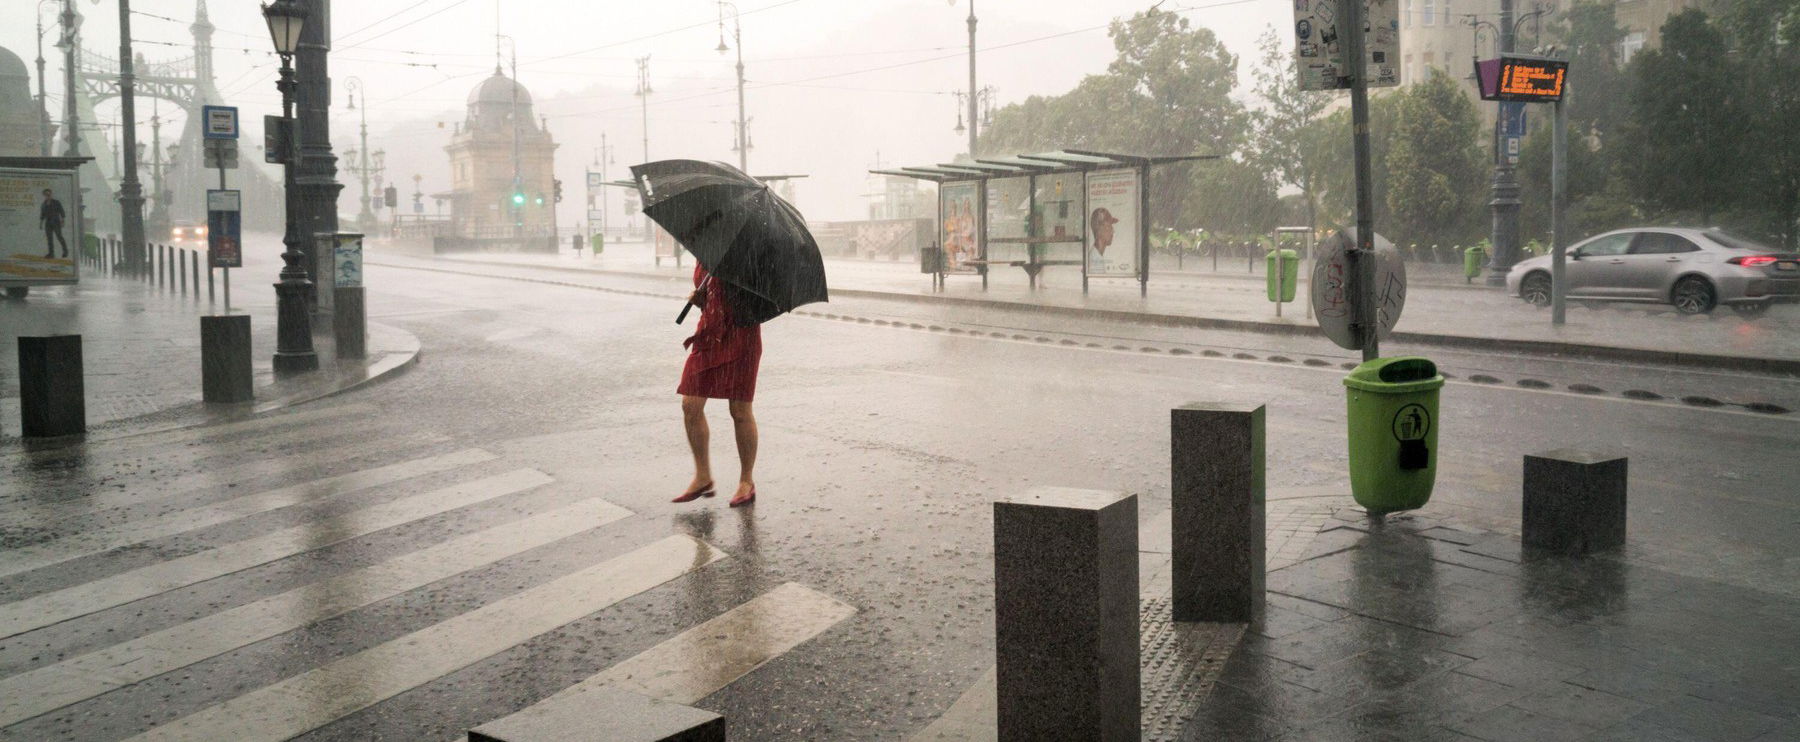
[1138,597,1245,741]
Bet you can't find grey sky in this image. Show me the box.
[5,0,1290,222]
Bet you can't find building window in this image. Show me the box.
[1404,0,1413,27]
[1422,0,1435,26]
[1424,52,1436,73]
[1403,54,1414,82]
[1619,31,1646,65]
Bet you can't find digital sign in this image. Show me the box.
[1477,56,1568,102]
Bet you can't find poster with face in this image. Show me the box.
[0,167,80,285]
[940,181,981,273]
[1084,169,1139,277]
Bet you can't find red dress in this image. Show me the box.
[677,267,763,402]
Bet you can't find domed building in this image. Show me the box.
[444,67,558,247]
[0,45,46,157]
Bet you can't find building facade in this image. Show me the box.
[0,47,45,157]
[444,68,557,241]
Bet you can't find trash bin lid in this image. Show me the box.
[1343,356,1445,393]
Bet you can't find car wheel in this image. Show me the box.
[1520,273,1552,307]
[1730,301,1771,319]
[3,286,26,299]
[1671,276,1716,315]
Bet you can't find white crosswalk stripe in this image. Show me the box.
[0,449,497,579]
[0,495,632,727]
[123,534,727,742]
[0,467,553,638]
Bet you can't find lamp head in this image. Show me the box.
[261,0,306,57]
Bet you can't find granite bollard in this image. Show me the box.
[1523,449,1627,556]
[994,486,1138,741]
[334,286,366,360]
[201,315,255,404]
[467,686,724,742]
[18,335,85,437]
[1171,402,1265,622]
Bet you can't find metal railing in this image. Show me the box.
[86,236,205,301]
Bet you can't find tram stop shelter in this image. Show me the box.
[872,150,1214,295]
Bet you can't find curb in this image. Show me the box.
[423,256,1800,377]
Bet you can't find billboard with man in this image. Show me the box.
[0,167,80,286]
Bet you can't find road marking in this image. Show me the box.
[574,581,857,705]
[910,666,997,742]
[0,429,455,523]
[0,468,553,639]
[0,449,497,578]
[0,496,632,727]
[0,403,379,465]
[123,535,725,742]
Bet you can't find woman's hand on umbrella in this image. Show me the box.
[689,289,707,308]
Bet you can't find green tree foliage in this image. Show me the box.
[977,7,1270,231]
[1385,69,1488,247]
[1619,10,1744,226]
[1249,27,1330,232]
[1718,0,1800,247]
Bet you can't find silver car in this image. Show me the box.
[1506,227,1800,317]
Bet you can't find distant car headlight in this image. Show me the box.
[196,226,208,237]
[171,228,186,238]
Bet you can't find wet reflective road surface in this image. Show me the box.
[3,256,1797,740]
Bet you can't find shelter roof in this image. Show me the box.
[871,150,1219,182]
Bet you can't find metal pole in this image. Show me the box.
[273,51,317,373]
[60,0,79,162]
[1341,0,1380,361]
[118,0,147,273]
[1485,0,1521,286]
[294,0,340,302]
[36,6,50,156]
[600,132,609,238]
[1550,98,1567,326]
[967,0,978,157]
[637,56,651,162]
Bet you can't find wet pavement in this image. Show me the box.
[2,250,1797,740]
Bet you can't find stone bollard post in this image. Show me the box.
[994,487,1138,741]
[1523,450,1627,556]
[18,335,85,437]
[1171,402,1265,622]
[334,286,366,359]
[201,316,254,404]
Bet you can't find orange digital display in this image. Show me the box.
[1479,56,1568,102]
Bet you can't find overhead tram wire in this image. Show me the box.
[337,0,444,45]
[338,0,476,52]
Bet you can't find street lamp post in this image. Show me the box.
[949,0,978,157]
[34,1,55,156]
[345,77,375,234]
[1482,0,1558,286]
[716,2,749,172]
[117,0,147,274]
[263,0,317,374]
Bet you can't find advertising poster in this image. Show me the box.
[985,177,1029,241]
[1295,0,1400,91]
[0,167,80,285]
[1084,169,1139,277]
[334,233,364,288]
[1031,175,1083,243]
[939,181,981,273]
[207,189,243,268]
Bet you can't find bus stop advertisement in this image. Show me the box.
[0,159,88,298]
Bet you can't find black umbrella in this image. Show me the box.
[630,159,828,325]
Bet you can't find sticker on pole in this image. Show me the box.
[1310,229,1406,350]
[1295,0,1400,91]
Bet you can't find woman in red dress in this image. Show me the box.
[674,266,762,507]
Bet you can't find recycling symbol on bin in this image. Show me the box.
[1392,403,1431,441]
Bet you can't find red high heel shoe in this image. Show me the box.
[672,483,715,503]
[728,485,756,508]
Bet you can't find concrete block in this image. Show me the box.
[18,335,84,437]
[994,486,1138,742]
[201,315,254,404]
[334,286,366,359]
[1171,402,1265,622]
[1523,449,1627,556]
[468,686,724,742]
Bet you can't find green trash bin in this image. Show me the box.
[1344,357,1444,513]
[1462,245,1487,283]
[1266,249,1299,302]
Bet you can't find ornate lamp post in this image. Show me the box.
[715,2,749,171]
[262,0,317,374]
[345,77,375,234]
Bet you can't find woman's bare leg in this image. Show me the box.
[728,400,757,498]
[681,395,712,492]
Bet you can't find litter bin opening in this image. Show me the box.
[1343,356,1445,393]
[1378,358,1437,383]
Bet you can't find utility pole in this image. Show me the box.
[148,99,167,235]
[965,0,978,157]
[58,0,79,163]
[716,2,748,171]
[294,0,342,300]
[35,2,51,156]
[1341,0,1380,360]
[1484,0,1521,287]
[117,0,147,274]
[635,56,652,162]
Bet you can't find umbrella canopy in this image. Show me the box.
[631,159,828,325]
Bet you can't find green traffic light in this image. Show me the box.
[512,193,525,205]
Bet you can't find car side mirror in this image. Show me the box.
[1568,251,1582,261]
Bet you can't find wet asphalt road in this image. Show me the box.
[3,257,1797,740]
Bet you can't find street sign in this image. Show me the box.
[207,189,243,268]
[263,115,289,163]
[586,209,606,222]
[201,105,239,139]
[586,172,604,188]
[1310,229,1406,351]
[1477,55,1568,102]
[203,138,238,170]
[1295,0,1400,91]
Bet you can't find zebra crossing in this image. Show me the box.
[0,407,857,741]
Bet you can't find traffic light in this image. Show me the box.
[511,191,525,206]
[534,195,545,206]
[553,179,564,203]
[383,185,398,208]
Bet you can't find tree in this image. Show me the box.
[1249,27,1330,232]
[1619,10,1744,226]
[1385,69,1488,247]
[1719,0,1800,248]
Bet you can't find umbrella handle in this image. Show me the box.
[677,300,695,325]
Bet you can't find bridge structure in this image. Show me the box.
[62,0,282,236]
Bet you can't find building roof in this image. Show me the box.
[469,68,533,106]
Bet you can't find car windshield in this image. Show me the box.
[1705,229,1777,253]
